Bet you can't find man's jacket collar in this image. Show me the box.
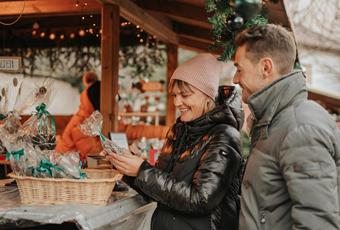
[247,71,307,127]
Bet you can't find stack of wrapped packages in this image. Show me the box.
[0,77,85,179]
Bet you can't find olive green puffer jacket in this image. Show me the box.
[240,71,340,230]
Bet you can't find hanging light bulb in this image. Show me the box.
[40,32,45,38]
[49,33,56,40]
[75,0,79,7]
[32,22,40,30]
[70,33,75,39]
[32,30,37,36]
[60,34,65,40]
[79,29,85,37]
[82,16,85,20]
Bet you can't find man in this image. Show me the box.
[233,24,340,229]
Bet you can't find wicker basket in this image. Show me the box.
[9,169,122,206]
[84,168,120,179]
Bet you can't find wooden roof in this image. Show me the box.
[3,0,338,127]
[0,0,291,52]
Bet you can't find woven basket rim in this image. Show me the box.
[8,172,122,183]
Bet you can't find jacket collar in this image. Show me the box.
[247,71,307,127]
[184,85,244,131]
[170,86,244,148]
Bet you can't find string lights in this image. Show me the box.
[75,0,88,8]
[20,1,156,47]
[27,16,157,49]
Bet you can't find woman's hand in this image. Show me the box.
[106,149,145,177]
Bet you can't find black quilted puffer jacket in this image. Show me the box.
[125,86,244,230]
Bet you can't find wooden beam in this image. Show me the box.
[140,0,211,29]
[1,14,101,29]
[147,11,173,29]
[0,0,101,16]
[175,23,212,43]
[99,0,179,44]
[166,44,178,126]
[308,91,340,114]
[101,4,120,134]
[179,36,217,54]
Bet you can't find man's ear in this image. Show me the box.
[260,58,274,78]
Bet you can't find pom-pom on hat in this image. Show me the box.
[170,53,223,100]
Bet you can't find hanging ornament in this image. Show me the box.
[235,0,261,21]
[227,14,244,31]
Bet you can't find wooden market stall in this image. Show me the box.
[0,0,338,133]
[0,0,297,134]
[1,1,340,229]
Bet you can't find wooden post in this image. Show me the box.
[166,44,178,127]
[101,4,120,135]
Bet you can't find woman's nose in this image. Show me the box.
[173,96,182,107]
[233,73,239,84]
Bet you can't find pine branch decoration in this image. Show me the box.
[206,0,277,61]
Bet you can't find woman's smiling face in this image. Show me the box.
[171,81,210,122]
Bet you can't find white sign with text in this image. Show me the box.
[0,57,21,72]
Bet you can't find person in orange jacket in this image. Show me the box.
[56,72,102,161]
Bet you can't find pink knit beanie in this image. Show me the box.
[170,53,222,100]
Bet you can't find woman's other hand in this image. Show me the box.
[106,149,145,177]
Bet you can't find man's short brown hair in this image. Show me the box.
[235,24,297,75]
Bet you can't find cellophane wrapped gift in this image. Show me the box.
[19,103,56,151]
[0,78,85,179]
[80,111,124,155]
[50,151,86,179]
[0,77,55,175]
[0,112,26,175]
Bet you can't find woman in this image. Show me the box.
[107,53,244,230]
[56,72,102,161]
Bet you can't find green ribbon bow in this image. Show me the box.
[0,113,6,120]
[99,132,107,141]
[6,149,24,161]
[33,159,62,177]
[79,161,87,179]
[35,103,56,134]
